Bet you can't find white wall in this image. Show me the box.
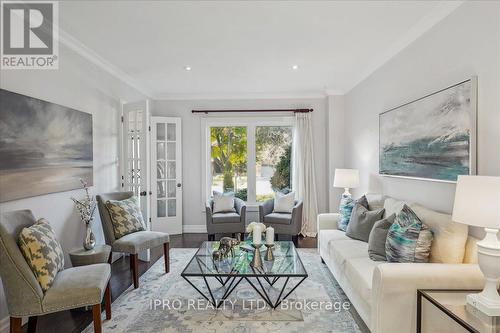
[0,44,144,326]
[151,98,329,230]
[343,1,500,221]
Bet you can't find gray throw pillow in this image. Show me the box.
[368,214,396,261]
[346,204,385,242]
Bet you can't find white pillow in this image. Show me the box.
[213,192,235,213]
[273,191,295,213]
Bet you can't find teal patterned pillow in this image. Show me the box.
[338,195,368,231]
[385,205,433,263]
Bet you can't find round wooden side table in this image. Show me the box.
[69,244,111,267]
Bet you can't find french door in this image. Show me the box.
[150,117,182,234]
[121,101,151,228]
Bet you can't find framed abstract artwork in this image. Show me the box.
[379,77,477,183]
[0,89,93,202]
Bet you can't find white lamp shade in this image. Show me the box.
[333,169,359,189]
[452,175,500,229]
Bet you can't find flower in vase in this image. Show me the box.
[246,222,266,235]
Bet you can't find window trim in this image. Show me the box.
[201,115,294,209]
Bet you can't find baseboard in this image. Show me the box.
[182,225,207,233]
[0,316,25,333]
[0,316,8,333]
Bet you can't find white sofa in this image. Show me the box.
[317,194,485,333]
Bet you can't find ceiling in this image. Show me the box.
[59,1,463,99]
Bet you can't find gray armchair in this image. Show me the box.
[0,210,111,333]
[205,197,246,241]
[259,199,303,244]
[96,191,170,289]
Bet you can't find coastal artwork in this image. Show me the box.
[379,79,476,182]
[0,89,93,202]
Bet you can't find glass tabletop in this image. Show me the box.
[420,290,500,333]
[181,241,307,277]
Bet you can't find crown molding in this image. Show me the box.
[345,0,465,94]
[57,27,152,98]
[153,91,329,101]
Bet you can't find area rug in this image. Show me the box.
[83,248,364,333]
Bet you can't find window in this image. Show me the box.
[255,126,293,201]
[210,127,248,201]
[205,117,293,204]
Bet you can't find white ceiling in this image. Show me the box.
[59,1,463,99]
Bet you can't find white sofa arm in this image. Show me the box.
[317,213,340,231]
[371,263,484,333]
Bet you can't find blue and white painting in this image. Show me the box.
[0,89,93,202]
[379,79,476,182]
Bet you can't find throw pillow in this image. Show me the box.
[368,214,395,261]
[346,204,385,242]
[105,196,145,239]
[18,218,65,292]
[338,195,368,232]
[385,205,433,263]
[212,192,236,213]
[273,191,295,213]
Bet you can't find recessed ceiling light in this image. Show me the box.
[291,65,299,70]
[184,66,192,71]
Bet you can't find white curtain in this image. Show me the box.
[292,113,318,237]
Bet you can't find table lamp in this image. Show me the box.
[452,175,500,316]
[333,168,359,198]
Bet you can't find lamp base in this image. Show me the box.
[467,293,500,316]
[469,228,500,317]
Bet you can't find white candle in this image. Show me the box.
[253,226,262,245]
[266,226,274,245]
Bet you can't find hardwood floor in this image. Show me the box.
[22,233,317,333]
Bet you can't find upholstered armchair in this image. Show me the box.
[96,191,170,289]
[205,197,246,241]
[0,210,111,333]
[259,199,303,243]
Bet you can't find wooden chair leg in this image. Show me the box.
[10,317,21,333]
[131,254,139,288]
[27,316,38,333]
[92,304,102,333]
[163,242,170,273]
[104,282,111,320]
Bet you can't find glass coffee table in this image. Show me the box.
[181,241,308,309]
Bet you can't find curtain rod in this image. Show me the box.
[191,108,313,114]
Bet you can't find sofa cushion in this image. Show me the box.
[42,263,110,312]
[319,229,351,257]
[212,212,240,224]
[18,218,65,292]
[383,197,406,218]
[264,212,292,225]
[112,231,170,254]
[409,203,468,264]
[346,204,385,242]
[386,205,433,263]
[329,239,369,271]
[105,196,145,239]
[344,257,382,304]
[368,214,395,261]
[366,193,385,211]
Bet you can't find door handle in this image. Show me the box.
[177,183,182,188]
[140,191,147,196]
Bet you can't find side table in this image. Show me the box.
[417,289,500,333]
[69,245,111,267]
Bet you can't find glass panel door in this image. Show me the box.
[151,117,182,234]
